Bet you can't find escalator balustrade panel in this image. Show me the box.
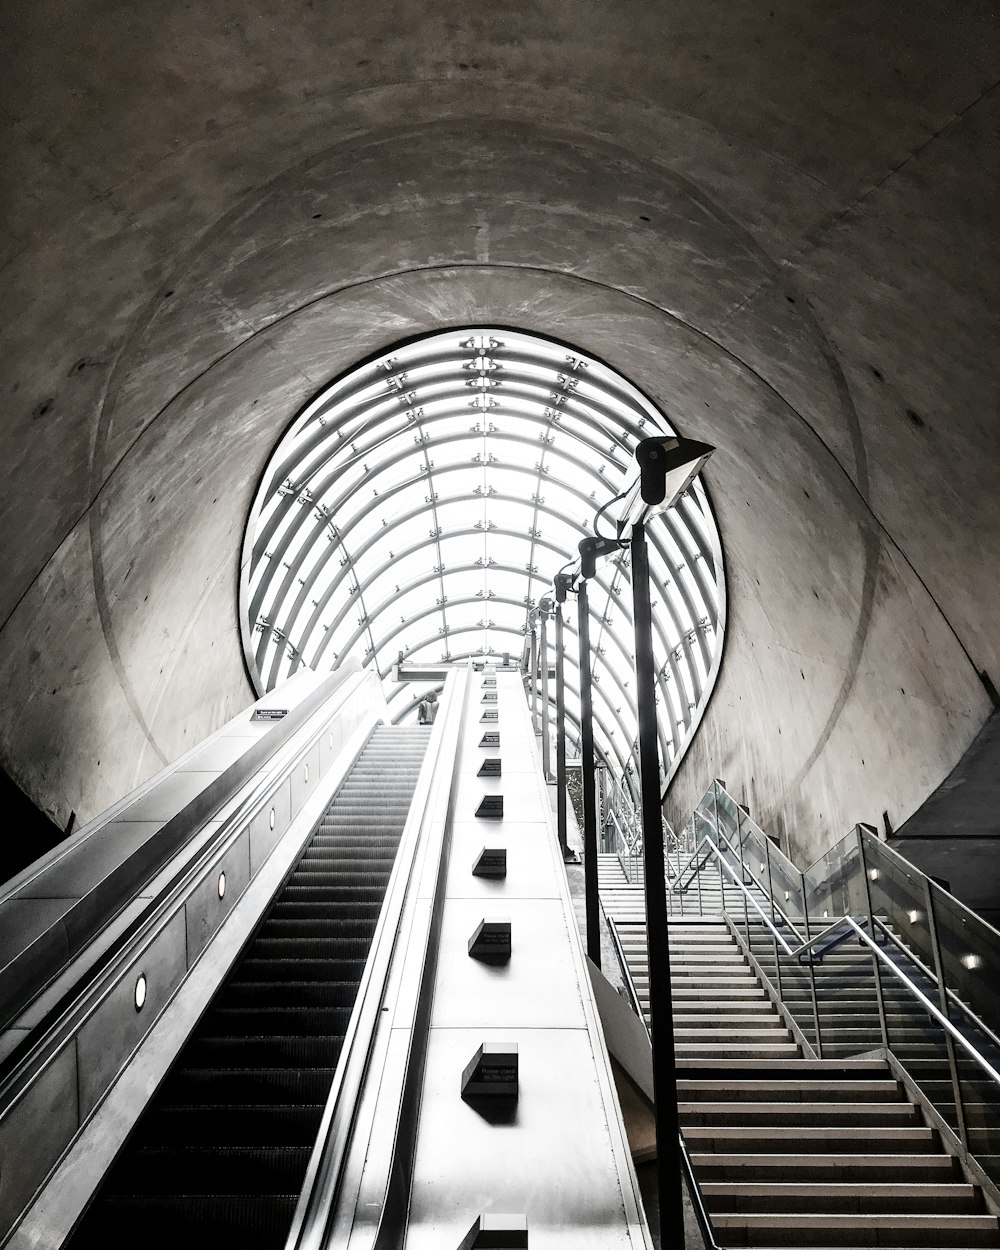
[66,725,428,1249]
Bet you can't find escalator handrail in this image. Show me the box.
[0,666,372,1113]
[286,665,470,1250]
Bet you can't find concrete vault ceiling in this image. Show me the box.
[1,1,998,868]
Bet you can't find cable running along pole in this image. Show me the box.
[576,580,601,966]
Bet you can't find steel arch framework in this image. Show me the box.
[240,327,726,788]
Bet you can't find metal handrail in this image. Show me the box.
[679,1133,725,1250]
[704,822,808,944]
[606,916,644,1020]
[697,835,1000,1089]
[844,917,1000,1086]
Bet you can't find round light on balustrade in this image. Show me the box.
[907,909,921,925]
[134,973,147,1012]
[329,732,334,749]
[759,863,765,874]
[823,910,829,919]
[784,891,790,901]
[218,871,226,900]
[962,953,982,971]
[269,807,276,830]
[303,763,309,784]
[868,868,880,882]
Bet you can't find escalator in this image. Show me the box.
[65,724,428,1249]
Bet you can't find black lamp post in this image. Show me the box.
[553,574,575,862]
[556,436,715,1245]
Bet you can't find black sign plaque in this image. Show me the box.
[472,847,506,878]
[480,709,499,722]
[482,677,497,687]
[252,708,288,721]
[468,918,511,964]
[475,795,504,819]
[461,1042,519,1101]
[481,691,497,703]
[479,731,501,748]
[478,757,501,778]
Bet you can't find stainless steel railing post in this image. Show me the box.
[924,876,969,1149]
[857,827,890,1050]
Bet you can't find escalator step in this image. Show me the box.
[185,1035,343,1069]
[136,1104,324,1147]
[260,918,377,938]
[169,1068,336,1103]
[207,1006,354,1035]
[107,1145,313,1194]
[220,982,362,1008]
[96,1194,299,1245]
[239,955,373,977]
[268,901,383,920]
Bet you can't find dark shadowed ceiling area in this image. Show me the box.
[1,1,998,870]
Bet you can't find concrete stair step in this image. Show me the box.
[708,1212,1000,1247]
[699,1182,980,1215]
[689,1154,960,1184]
[682,1126,938,1153]
[679,1101,919,1127]
[673,1015,784,1027]
[677,1079,903,1102]
[676,1043,801,1057]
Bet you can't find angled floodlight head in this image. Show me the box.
[538,596,554,618]
[553,570,576,603]
[617,436,715,537]
[578,534,622,580]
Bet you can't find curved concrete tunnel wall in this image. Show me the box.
[1,2,998,870]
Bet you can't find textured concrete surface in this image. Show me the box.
[1,2,998,873]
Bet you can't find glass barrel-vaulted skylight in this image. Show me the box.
[240,328,725,789]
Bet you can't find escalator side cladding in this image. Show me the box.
[66,725,429,1249]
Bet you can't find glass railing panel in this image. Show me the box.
[927,881,1000,1054]
[737,815,771,890]
[712,786,744,856]
[804,834,866,926]
[692,788,719,843]
[809,932,880,1059]
[956,1047,1000,1186]
[766,842,806,931]
[861,833,938,973]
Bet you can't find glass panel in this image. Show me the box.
[864,836,938,975]
[955,1019,1000,1184]
[926,879,1000,1054]
[803,835,866,925]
